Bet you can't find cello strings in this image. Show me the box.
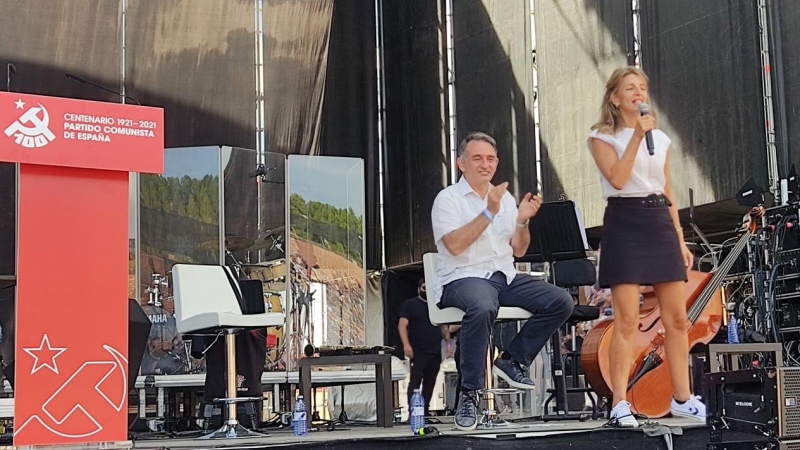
[687,230,752,323]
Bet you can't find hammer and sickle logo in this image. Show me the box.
[5,103,56,148]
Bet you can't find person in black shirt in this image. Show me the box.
[398,278,444,415]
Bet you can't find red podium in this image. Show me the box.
[0,92,163,446]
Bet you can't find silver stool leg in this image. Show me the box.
[478,327,513,429]
[200,329,267,439]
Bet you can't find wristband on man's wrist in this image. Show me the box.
[481,209,495,221]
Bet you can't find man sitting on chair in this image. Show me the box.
[431,132,574,430]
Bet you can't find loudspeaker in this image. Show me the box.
[128,299,151,393]
[706,367,800,442]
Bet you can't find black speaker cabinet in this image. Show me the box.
[128,299,151,392]
[706,367,800,442]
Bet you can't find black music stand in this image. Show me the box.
[518,201,587,265]
[518,201,592,421]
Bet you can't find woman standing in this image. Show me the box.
[588,67,705,427]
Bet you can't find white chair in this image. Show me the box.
[422,252,530,427]
[423,253,532,325]
[172,264,285,439]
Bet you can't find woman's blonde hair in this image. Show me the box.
[591,66,656,134]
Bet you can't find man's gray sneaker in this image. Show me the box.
[455,390,478,431]
[493,358,535,390]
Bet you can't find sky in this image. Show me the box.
[288,155,364,217]
[163,146,220,179]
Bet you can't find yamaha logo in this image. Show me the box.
[148,314,168,324]
[4,99,56,148]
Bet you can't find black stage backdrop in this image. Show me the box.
[263,0,333,156]
[639,0,767,206]
[320,1,380,270]
[379,0,451,348]
[126,0,256,149]
[0,0,121,103]
[453,0,537,204]
[381,0,450,269]
[774,1,800,171]
[535,0,630,229]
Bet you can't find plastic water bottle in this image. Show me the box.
[293,395,308,436]
[410,389,425,434]
[727,313,740,344]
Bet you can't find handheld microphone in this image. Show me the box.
[65,73,141,105]
[638,102,655,156]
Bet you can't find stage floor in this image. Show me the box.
[130,416,708,450]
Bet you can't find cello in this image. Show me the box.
[580,213,757,418]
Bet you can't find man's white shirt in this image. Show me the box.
[431,176,519,301]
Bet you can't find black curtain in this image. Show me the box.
[321,0,380,270]
[773,0,800,170]
[453,0,537,199]
[0,0,121,103]
[381,0,450,268]
[263,0,333,155]
[639,0,767,200]
[127,0,256,149]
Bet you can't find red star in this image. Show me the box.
[23,334,67,375]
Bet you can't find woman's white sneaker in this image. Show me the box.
[670,395,706,421]
[608,400,639,428]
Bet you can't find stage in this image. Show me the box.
[130,417,708,450]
